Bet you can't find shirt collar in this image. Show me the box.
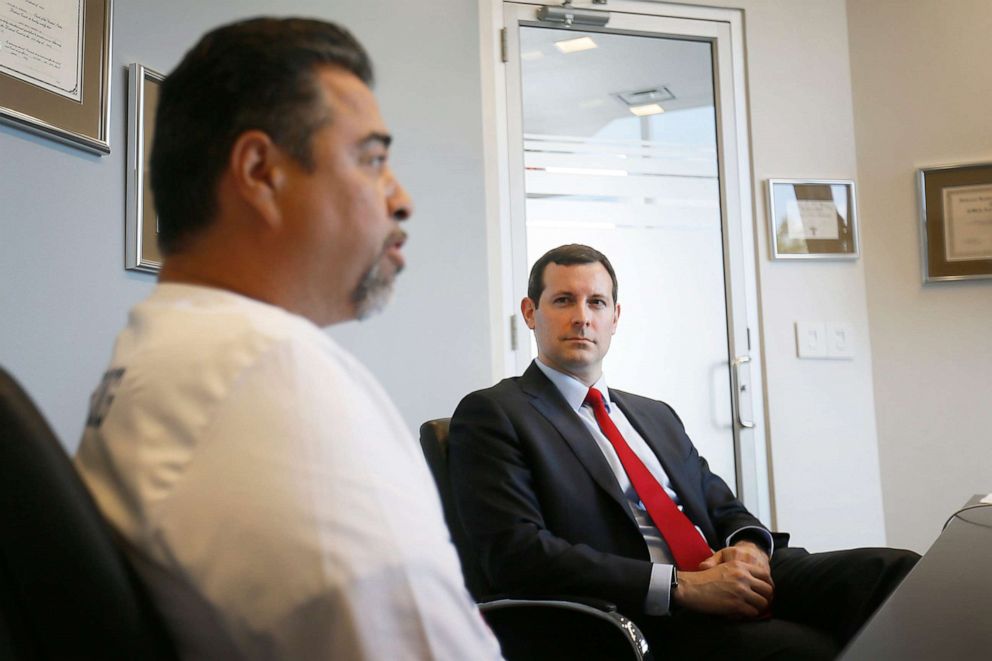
[534,359,611,413]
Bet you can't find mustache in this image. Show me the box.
[385,228,407,248]
[382,228,407,272]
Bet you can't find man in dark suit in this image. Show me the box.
[449,244,918,660]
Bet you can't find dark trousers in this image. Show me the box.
[639,547,920,661]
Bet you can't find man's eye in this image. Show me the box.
[363,152,388,169]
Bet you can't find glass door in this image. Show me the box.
[501,2,767,516]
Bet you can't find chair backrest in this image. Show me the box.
[419,418,490,599]
[0,367,176,660]
[420,419,653,661]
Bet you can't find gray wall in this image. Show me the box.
[0,0,493,449]
[5,0,986,555]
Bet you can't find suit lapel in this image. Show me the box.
[519,364,632,518]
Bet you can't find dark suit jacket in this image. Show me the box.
[448,361,780,616]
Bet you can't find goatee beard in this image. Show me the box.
[352,259,398,320]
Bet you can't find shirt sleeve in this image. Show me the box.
[644,563,675,615]
[727,526,775,556]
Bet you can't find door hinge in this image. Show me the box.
[500,28,508,63]
[509,314,519,351]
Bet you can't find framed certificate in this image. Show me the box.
[0,0,113,154]
[125,63,163,273]
[766,179,859,259]
[918,162,992,282]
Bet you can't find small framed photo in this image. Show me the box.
[125,63,164,273]
[917,162,992,283]
[766,179,859,260]
[0,0,113,154]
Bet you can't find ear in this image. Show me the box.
[611,302,621,335]
[521,297,537,330]
[227,130,288,230]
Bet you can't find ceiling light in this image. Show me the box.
[520,50,544,61]
[617,86,675,106]
[555,36,597,54]
[629,103,665,117]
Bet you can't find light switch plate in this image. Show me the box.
[826,322,855,359]
[795,321,827,358]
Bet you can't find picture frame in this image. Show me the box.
[766,179,859,260]
[0,0,113,154]
[125,63,163,273]
[917,162,992,283]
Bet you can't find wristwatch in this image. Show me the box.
[670,567,679,591]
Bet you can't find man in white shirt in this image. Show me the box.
[75,18,502,660]
[449,243,918,660]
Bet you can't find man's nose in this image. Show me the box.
[387,172,413,221]
[572,305,591,326]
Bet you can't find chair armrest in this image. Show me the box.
[479,594,619,613]
[477,597,651,661]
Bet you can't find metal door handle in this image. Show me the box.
[732,355,755,429]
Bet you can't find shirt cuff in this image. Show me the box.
[644,563,674,616]
[726,526,774,557]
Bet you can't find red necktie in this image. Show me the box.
[584,387,712,571]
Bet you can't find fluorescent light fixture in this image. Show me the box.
[544,166,628,177]
[617,86,675,106]
[628,103,665,117]
[555,36,597,54]
[520,50,544,61]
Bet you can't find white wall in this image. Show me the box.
[0,0,493,449]
[664,0,886,550]
[847,0,992,553]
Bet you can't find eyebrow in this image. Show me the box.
[359,132,392,149]
[550,290,610,300]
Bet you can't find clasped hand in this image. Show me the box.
[672,541,773,619]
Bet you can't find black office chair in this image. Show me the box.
[0,366,177,660]
[420,418,652,661]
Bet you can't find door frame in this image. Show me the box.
[478,0,772,524]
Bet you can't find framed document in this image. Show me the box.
[125,63,163,273]
[0,0,113,154]
[918,162,992,282]
[766,179,859,259]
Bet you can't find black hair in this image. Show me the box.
[150,17,373,255]
[527,244,618,306]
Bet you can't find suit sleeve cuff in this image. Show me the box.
[644,563,674,616]
[726,526,774,557]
